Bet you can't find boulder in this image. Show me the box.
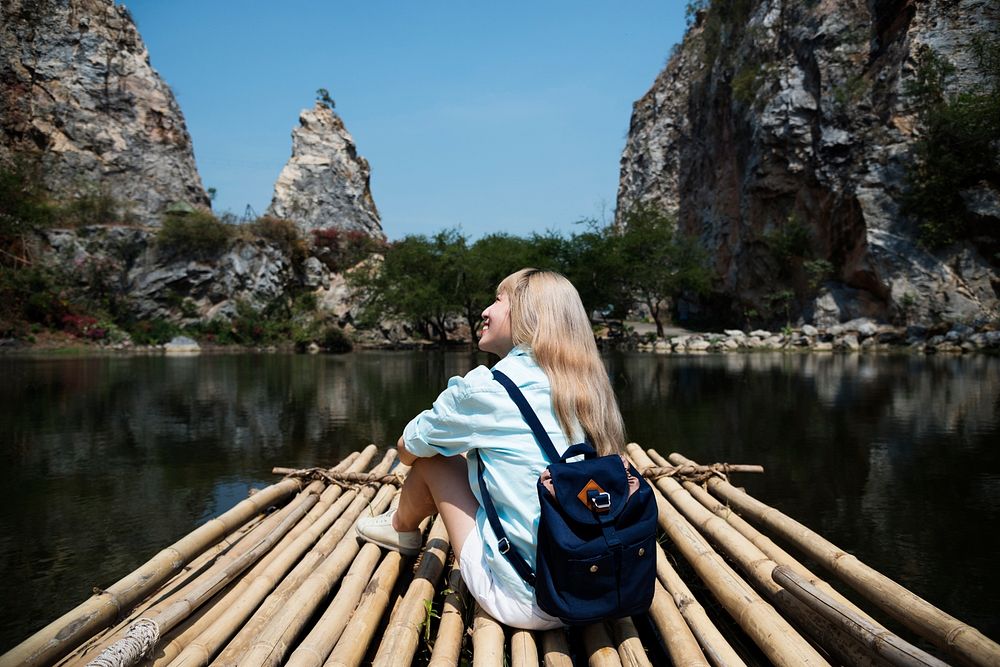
[164,336,200,353]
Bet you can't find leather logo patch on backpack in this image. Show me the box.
[577,479,609,512]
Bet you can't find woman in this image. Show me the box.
[356,268,625,629]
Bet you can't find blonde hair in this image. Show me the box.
[497,268,625,455]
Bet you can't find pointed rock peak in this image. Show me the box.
[267,102,383,239]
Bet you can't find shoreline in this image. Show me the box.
[4,317,999,356]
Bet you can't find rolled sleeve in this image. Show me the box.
[402,366,498,458]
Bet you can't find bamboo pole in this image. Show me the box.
[78,465,350,667]
[644,448,882,667]
[321,549,409,667]
[669,450,1000,667]
[72,485,325,667]
[582,621,622,667]
[160,449,386,667]
[56,513,268,667]
[283,543,383,667]
[427,561,470,667]
[471,606,504,667]
[211,458,401,665]
[773,566,951,667]
[539,630,573,667]
[371,517,452,667]
[225,482,403,667]
[626,444,830,667]
[510,629,539,667]
[653,544,746,667]
[646,579,709,667]
[84,485,321,667]
[659,448,892,667]
[1,469,311,667]
[610,618,653,667]
[655,450,886,630]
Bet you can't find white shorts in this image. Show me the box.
[459,530,564,630]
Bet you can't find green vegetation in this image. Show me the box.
[350,207,712,343]
[241,215,308,266]
[312,227,385,272]
[156,209,233,259]
[686,0,753,68]
[762,214,812,263]
[316,88,336,111]
[753,213,839,328]
[903,38,1000,249]
[832,73,868,111]
[1,159,713,349]
[615,205,712,337]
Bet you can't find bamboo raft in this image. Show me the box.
[3,444,999,667]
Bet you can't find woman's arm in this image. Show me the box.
[396,435,417,466]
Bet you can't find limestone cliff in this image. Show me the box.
[267,103,383,239]
[0,0,208,222]
[617,0,999,326]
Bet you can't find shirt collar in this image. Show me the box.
[507,344,531,358]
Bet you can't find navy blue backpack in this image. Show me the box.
[477,370,658,625]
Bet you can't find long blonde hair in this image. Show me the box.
[497,268,625,455]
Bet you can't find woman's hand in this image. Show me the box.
[396,435,417,466]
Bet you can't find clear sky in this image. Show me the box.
[120,2,686,241]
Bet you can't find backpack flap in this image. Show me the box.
[546,453,630,525]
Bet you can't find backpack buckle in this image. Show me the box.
[590,491,612,513]
[497,537,511,554]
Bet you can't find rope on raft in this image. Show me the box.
[273,467,407,488]
[274,462,762,486]
[86,618,159,667]
[642,463,764,483]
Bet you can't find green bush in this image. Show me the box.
[0,161,56,242]
[244,216,308,265]
[125,318,180,345]
[763,215,813,262]
[321,325,353,353]
[61,186,121,227]
[0,265,67,335]
[903,39,1000,248]
[312,227,385,272]
[156,209,233,259]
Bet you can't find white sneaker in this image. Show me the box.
[355,508,422,556]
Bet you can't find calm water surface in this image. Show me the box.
[1,351,998,650]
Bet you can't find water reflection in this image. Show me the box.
[0,351,997,650]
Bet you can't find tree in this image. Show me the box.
[349,230,465,344]
[618,205,712,337]
[460,233,538,342]
[316,88,336,111]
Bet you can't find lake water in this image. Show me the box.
[1,350,998,651]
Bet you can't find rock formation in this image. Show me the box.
[267,103,383,239]
[617,0,999,327]
[42,226,295,322]
[0,0,208,222]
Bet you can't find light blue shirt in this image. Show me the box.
[402,345,579,607]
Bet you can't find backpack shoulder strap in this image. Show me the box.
[475,453,536,587]
[491,369,561,463]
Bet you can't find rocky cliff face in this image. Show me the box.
[267,103,383,239]
[0,0,208,222]
[617,0,999,327]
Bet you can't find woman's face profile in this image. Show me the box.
[479,292,514,356]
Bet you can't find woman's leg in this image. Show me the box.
[392,455,478,558]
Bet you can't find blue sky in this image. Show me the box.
[120,2,686,240]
